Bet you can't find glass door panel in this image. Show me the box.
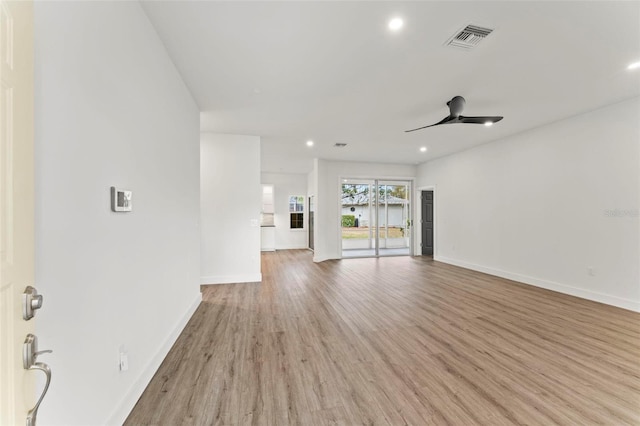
[377,181,411,256]
[341,180,376,257]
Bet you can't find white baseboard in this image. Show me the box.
[313,254,334,262]
[200,273,262,284]
[435,256,640,313]
[105,292,202,425]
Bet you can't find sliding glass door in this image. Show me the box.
[341,179,411,258]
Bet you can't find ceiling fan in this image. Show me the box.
[405,96,503,132]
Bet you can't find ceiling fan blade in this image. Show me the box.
[405,115,453,132]
[458,116,504,124]
[405,123,439,133]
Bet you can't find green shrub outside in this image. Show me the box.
[341,215,355,227]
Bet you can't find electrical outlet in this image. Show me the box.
[119,351,129,372]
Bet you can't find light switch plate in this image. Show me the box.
[111,187,132,212]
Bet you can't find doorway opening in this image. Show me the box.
[341,179,411,258]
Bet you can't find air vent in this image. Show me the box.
[445,24,494,50]
[334,143,347,148]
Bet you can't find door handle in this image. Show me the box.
[22,286,44,320]
[23,334,52,426]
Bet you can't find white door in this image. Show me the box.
[0,1,40,425]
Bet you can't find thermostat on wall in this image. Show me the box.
[111,187,132,212]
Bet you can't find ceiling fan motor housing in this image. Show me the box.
[447,96,466,117]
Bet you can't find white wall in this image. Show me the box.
[201,133,261,283]
[417,97,640,311]
[308,161,318,199]
[261,173,309,249]
[34,2,201,425]
[314,160,416,261]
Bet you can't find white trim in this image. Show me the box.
[200,273,262,284]
[276,244,309,250]
[313,254,332,263]
[435,256,640,313]
[106,293,202,425]
[337,176,347,257]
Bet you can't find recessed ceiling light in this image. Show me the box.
[306,140,314,147]
[627,61,640,70]
[388,17,404,31]
[420,146,427,152]
[484,121,494,127]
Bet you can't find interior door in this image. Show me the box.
[0,0,38,424]
[421,191,434,255]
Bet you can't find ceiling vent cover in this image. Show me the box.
[445,24,494,50]
[334,143,347,148]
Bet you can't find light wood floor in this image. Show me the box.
[125,250,640,425]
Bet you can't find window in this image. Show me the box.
[290,212,304,229]
[289,195,304,229]
[289,195,304,212]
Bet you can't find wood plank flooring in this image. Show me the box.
[125,250,640,425]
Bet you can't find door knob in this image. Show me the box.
[23,286,44,320]
[23,334,52,426]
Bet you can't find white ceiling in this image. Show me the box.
[141,1,640,174]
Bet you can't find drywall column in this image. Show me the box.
[34,2,201,424]
[200,133,262,283]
